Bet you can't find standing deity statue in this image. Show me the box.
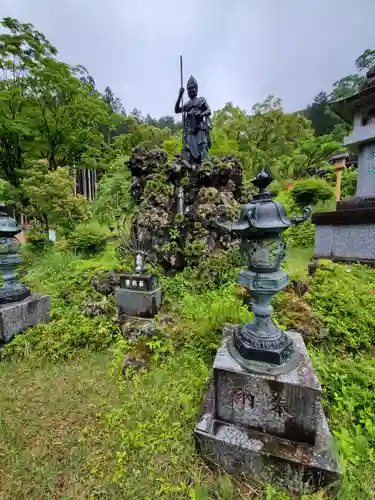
[175,75,212,164]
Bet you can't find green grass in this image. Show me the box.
[285,246,313,278]
[0,351,123,500]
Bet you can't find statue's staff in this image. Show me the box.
[179,55,184,128]
[175,55,185,215]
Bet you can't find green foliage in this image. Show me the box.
[26,220,52,250]
[112,118,173,155]
[301,91,344,136]
[274,134,342,180]
[212,98,312,179]
[2,312,117,362]
[0,17,110,188]
[67,221,110,254]
[284,220,315,248]
[160,247,241,298]
[107,349,211,497]
[307,263,375,352]
[22,162,90,230]
[184,240,207,265]
[341,168,357,198]
[92,155,134,224]
[312,351,375,499]
[2,247,120,363]
[291,178,334,207]
[163,134,182,159]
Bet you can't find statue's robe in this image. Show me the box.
[182,97,211,162]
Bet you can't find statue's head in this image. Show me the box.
[187,75,198,98]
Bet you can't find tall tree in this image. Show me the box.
[29,58,110,170]
[103,86,124,115]
[212,97,312,176]
[0,17,56,187]
[302,91,343,136]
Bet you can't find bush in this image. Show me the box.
[307,262,375,352]
[1,311,119,362]
[27,224,53,250]
[2,246,121,363]
[341,168,357,198]
[284,220,315,248]
[291,178,334,207]
[67,221,109,254]
[312,351,375,499]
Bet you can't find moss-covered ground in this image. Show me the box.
[0,243,374,499]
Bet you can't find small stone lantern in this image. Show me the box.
[0,205,30,304]
[220,169,311,370]
[0,205,50,343]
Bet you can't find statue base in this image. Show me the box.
[195,329,341,494]
[0,283,30,304]
[116,273,162,319]
[0,293,51,343]
[312,196,375,264]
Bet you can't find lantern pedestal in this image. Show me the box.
[195,330,341,494]
[235,269,299,367]
[0,293,51,343]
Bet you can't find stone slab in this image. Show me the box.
[312,207,375,225]
[314,224,375,261]
[0,293,51,343]
[115,287,162,319]
[196,377,341,495]
[314,225,333,258]
[355,144,375,198]
[337,196,375,211]
[214,331,321,445]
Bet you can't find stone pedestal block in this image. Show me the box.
[0,293,51,343]
[314,223,375,263]
[195,331,341,494]
[196,388,339,494]
[215,331,321,445]
[115,287,162,319]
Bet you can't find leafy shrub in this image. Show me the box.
[27,222,53,250]
[67,221,109,254]
[284,220,315,248]
[160,247,241,298]
[307,263,375,352]
[1,246,122,363]
[22,164,90,232]
[1,311,119,362]
[291,178,334,207]
[312,351,375,499]
[92,155,134,224]
[341,168,357,198]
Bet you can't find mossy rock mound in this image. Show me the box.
[124,149,245,273]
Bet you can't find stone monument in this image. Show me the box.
[115,224,162,319]
[313,68,375,264]
[195,171,341,494]
[0,205,50,343]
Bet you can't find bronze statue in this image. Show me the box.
[175,75,212,164]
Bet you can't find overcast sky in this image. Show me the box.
[2,0,375,117]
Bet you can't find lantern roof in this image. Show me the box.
[330,68,375,124]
